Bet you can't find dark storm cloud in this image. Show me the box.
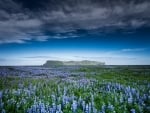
[0,0,150,43]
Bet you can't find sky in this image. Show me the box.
[0,0,150,65]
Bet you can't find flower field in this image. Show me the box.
[0,66,150,113]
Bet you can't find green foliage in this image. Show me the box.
[0,66,150,112]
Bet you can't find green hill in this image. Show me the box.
[43,60,105,67]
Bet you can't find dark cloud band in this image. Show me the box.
[0,0,150,43]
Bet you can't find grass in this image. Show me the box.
[0,66,150,113]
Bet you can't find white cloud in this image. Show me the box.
[121,48,147,52]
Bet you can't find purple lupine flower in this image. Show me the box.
[57,104,62,112]
[107,104,114,111]
[89,103,91,113]
[130,109,136,113]
[0,102,4,109]
[72,100,77,113]
[82,101,85,111]
[1,109,6,113]
[27,108,32,113]
[41,107,46,113]
[31,105,36,112]
[128,97,133,104]
[0,91,3,99]
[101,104,106,113]
[52,102,56,112]
[78,96,82,105]
[85,104,89,113]
[93,107,97,113]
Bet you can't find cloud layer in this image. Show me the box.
[0,0,150,43]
